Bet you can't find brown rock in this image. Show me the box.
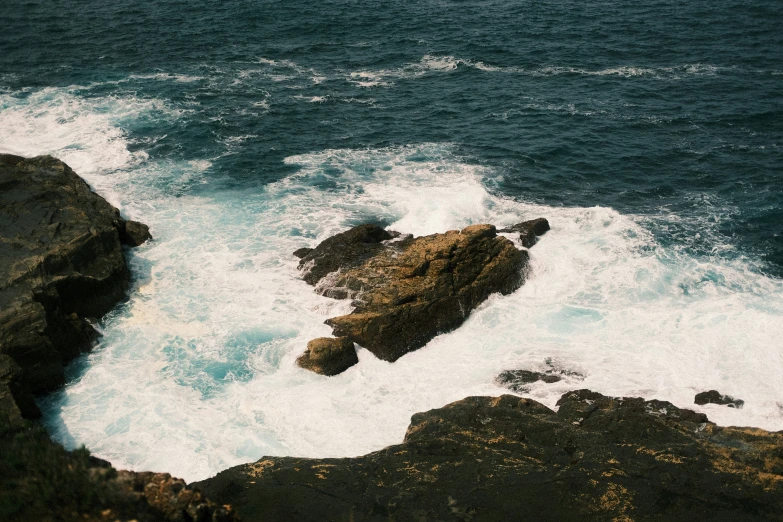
[499,217,550,247]
[296,337,358,376]
[195,390,783,521]
[300,223,527,365]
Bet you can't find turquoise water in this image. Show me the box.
[1,0,782,481]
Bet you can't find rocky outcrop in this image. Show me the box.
[296,223,532,369]
[194,389,783,521]
[296,337,358,376]
[0,418,236,522]
[0,155,235,521]
[695,390,745,409]
[498,217,550,247]
[0,154,150,395]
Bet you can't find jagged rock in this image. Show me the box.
[495,359,585,392]
[296,337,358,376]
[297,224,398,285]
[292,247,313,259]
[0,154,150,399]
[695,390,745,408]
[298,223,527,367]
[495,369,562,391]
[0,355,40,425]
[498,217,550,247]
[194,389,783,521]
[118,219,153,247]
[0,418,237,522]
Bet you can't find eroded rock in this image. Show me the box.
[0,154,151,399]
[296,337,358,376]
[195,389,783,521]
[297,223,527,367]
[695,389,745,409]
[498,217,550,247]
[495,359,585,392]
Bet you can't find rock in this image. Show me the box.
[292,247,313,259]
[299,223,527,366]
[498,217,550,247]
[0,355,40,425]
[0,154,149,401]
[0,417,237,522]
[297,224,398,285]
[296,337,358,376]
[195,390,783,521]
[495,369,562,391]
[118,219,152,247]
[695,390,745,408]
[495,359,585,392]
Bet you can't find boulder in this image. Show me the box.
[194,390,783,521]
[0,154,150,401]
[298,223,527,367]
[498,217,550,247]
[695,390,745,408]
[296,337,358,376]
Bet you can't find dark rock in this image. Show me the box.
[296,337,358,376]
[300,224,527,366]
[495,369,562,392]
[0,417,237,522]
[118,219,152,247]
[0,355,40,425]
[195,390,783,521]
[0,154,148,400]
[495,359,585,392]
[297,224,398,285]
[498,217,550,247]
[292,247,313,259]
[695,390,745,409]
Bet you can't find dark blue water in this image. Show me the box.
[2,1,783,480]
[3,0,782,272]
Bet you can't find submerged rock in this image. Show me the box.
[695,389,745,408]
[0,154,151,400]
[296,337,358,376]
[297,223,527,368]
[495,359,585,392]
[498,217,550,247]
[195,389,783,521]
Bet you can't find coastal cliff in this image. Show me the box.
[0,155,235,522]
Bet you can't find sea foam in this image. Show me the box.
[1,88,781,483]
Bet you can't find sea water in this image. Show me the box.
[1,0,782,481]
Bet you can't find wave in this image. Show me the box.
[4,87,781,483]
[348,56,732,86]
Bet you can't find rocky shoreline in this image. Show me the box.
[0,155,235,522]
[2,154,782,521]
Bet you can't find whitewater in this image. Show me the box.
[1,83,781,482]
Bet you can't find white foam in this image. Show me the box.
[347,57,728,86]
[4,89,782,483]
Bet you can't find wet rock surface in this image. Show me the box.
[498,217,550,247]
[296,223,530,369]
[195,389,783,521]
[696,390,745,409]
[296,337,358,376]
[0,154,150,396]
[495,358,585,392]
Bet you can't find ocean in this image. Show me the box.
[1,0,782,481]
